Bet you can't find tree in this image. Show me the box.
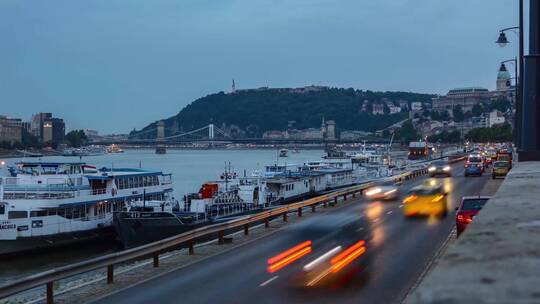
[428,130,461,143]
[21,129,41,148]
[396,120,420,142]
[472,104,484,116]
[453,105,465,122]
[465,123,512,142]
[65,130,88,147]
[488,98,512,113]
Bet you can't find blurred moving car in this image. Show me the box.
[428,160,452,177]
[456,196,490,236]
[402,182,448,218]
[492,161,510,179]
[464,154,484,177]
[364,180,400,200]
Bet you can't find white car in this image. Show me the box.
[364,181,400,200]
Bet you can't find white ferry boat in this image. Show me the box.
[0,161,173,256]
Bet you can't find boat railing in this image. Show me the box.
[2,191,76,200]
[72,213,108,222]
[89,188,108,195]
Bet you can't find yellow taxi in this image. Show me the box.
[492,161,510,179]
[402,181,448,218]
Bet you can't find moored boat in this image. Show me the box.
[0,161,173,257]
[113,178,260,248]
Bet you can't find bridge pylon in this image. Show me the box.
[156,121,166,154]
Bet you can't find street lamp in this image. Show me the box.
[496,31,511,47]
[496,24,523,149]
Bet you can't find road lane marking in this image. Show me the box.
[399,204,404,208]
[373,218,379,222]
[357,227,364,231]
[387,211,393,215]
[260,275,279,287]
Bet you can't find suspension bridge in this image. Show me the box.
[127,123,230,143]
[93,122,390,146]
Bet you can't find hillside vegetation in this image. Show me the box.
[130,87,435,139]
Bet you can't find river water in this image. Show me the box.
[0,148,326,283]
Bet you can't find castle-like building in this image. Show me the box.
[432,63,515,112]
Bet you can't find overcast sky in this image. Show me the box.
[0,0,519,133]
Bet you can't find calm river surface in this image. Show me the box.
[0,148,325,283]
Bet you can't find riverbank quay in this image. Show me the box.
[0,149,59,159]
[408,161,540,303]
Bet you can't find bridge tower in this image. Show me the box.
[155,121,166,154]
[209,123,215,140]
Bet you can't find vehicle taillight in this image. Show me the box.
[457,213,473,223]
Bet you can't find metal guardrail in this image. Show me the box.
[0,155,467,303]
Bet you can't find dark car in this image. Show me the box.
[456,196,490,236]
[427,160,451,177]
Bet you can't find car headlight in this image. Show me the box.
[443,166,451,171]
[365,188,382,196]
[428,167,436,172]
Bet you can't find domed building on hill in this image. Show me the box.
[432,63,516,112]
[496,63,512,91]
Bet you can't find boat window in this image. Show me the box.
[30,210,47,217]
[0,204,4,215]
[8,211,28,219]
[42,167,58,175]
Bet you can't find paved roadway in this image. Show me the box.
[95,163,500,304]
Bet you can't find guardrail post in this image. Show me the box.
[334,197,338,205]
[343,194,347,201]
[311,205,316,212]
[298,207,302,217]
[218,231,224,244]
[283,212,288,222]
[188,240,194,255]
[352,192,356,198]
[323,201,328,208]
[153,253,159,268]
[46,282,54,304]
[244,224,249,235]
[107,265,114,284]
[265,218,270,228]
